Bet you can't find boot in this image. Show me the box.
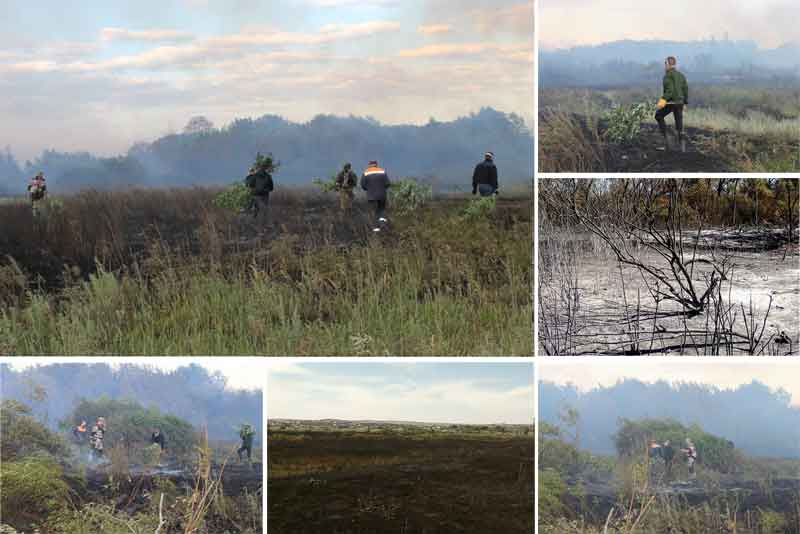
[678,133,686,153]
[661,131,672,151]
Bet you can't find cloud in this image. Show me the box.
[398,42,531,59]
[101,27,196,44]
[210,20,401,47]
[268,364,534,424]
[304,0,399,5]
[418,24,452,36]
[471,2,534,37]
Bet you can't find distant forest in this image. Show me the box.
[0,363,262,442]
[539,379,800,459]
[0,107,532,195]
[540,39,800,88]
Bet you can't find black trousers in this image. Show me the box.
[238,444,252,460]
[655,104,684,137]
[369,199,387,221]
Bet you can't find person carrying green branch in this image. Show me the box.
[238,423,255,462]
[655,56,689,152]
[244,154,275,219]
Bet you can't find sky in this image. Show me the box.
[268,361,535,424]
[2,357,265,391]
[539,0,799,50]
[540,359,800,407]
[0,0,533,162]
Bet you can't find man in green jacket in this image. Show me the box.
[655,56,689,152]
[238,423,255,462]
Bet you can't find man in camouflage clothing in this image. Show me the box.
[238,423,255,462]
[245,155,275,219]
[335,162,358,216]
[89,417,106,461]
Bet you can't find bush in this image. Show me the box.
[389,179,433,214]
[1,399,68,461]
[614,418,738,473]
[603,102,651,144]
[213,182,252,212]
[65,397,198,463]
[463,195,497,219]
[45,503,159,534]
[312,173,339,193]
[0,457,71,530]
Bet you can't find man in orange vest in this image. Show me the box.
[360,160,391,232]
[72,420,88,442]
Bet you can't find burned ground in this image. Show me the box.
[268,428,534,534]
[538,113,798,173]
[0,187,531,355]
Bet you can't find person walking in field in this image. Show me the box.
[89,417,106,461]
[472,152,499,197]
[661,440,675,478]
[238,423,255,462]
[681,438,697,478]
[151,428,166,451]
[244,154,275,219]
[656,56,689,152]
[27,171,47,216]
[73,420,88,443]
[360,160,391,232]
[335,162,358,217]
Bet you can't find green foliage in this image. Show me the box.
[538,468,568,523]
[0,457,71,530]
[312,173,339,193]
[760,509,789,534]
[614,418,738,473]
[45,503,159,534]
[602,101,650,144]
[388,178,433,214]
[65,397,198,462]
[0,189,531,355]
[253,152,279,173]
[463,195,496,219]
[1,399,68,461]
[213,182,252,212]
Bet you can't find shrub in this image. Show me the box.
[213,182,252,212]
[312,173,339,193]
[64,397,198,463]
[389,179,433,214]
[614,418,738,473]
[1,399,69,461]
[463,195,497,219]
[602,102,650,144]
[0,457,71,530]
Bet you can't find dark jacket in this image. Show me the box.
[472,160,498,191]
[360,165,390,201]
[336,169,357,191]
[151,432,166,450]
[662,69,689,105]
[246,169,274,196]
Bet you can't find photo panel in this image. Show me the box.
[536,0,800,174]
[267,359,535,533]
[0,0,534,357]
[0,357,266,533]
[538,358,800,532]
[535,177,800,356]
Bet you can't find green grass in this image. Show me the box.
[0,190,531,355]
[540,85,800,139]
